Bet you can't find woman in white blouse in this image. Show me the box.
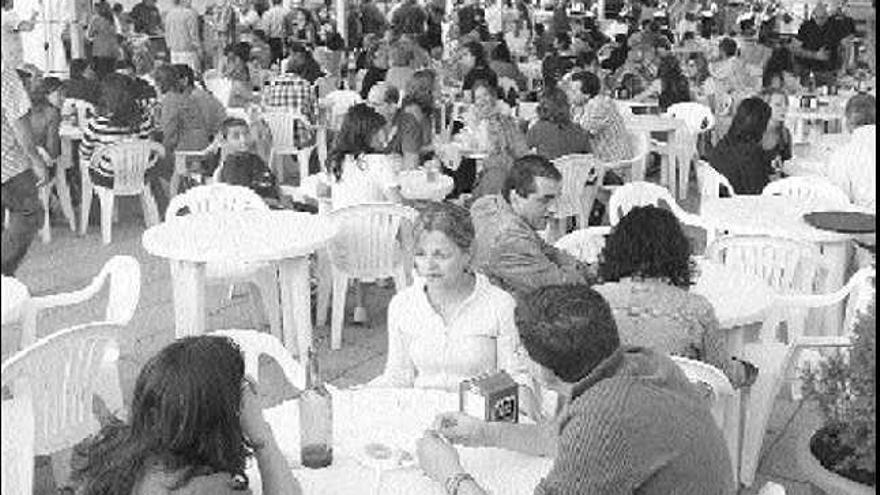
[328,103,403,210]
[370,202,540,415]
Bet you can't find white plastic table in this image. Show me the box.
[1,276,30,326]
[248,387,553,495]
[398,170,454,201]
[624,114,695,198]
[701,196,859,335]
[142,210,336,356]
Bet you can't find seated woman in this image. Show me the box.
[526,86,591,160]
[761,87,793,173]
[683,51,715,105]
[706,97,775,194]
[370,202,535,397]
[568,71,634,162]
[328,103,403,210]
[762,46,802,93]
[594,206,755,388]
[458,80,528,198]
[80,74,154,189]
[359,42,390,100]
[460,41,498,92]
[386,92,435,170]
[71,335,300,495]
[633,54,691,111]
[488,42,528,92]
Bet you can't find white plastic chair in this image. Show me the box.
[319,203,419,350]
[761,176,852,210]
[321,89,362,130]
[262,111,317,185]
[36,147,76,243]
[550,154,604,234]
[166,184,283,341]
[737,268,874,487]
[204,75,233,106]
[21,255,140,349]
[667,102,714,200]
[553,226,613,264]
[211,329,306,391]
[1,390,35,495]
[670,356,739,484]
[695,159,736,204]
[607,181,717,246]
[81,139,163,244]
[1,322,123,457]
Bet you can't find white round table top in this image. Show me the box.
[142,210,336,264]
[250,387,552,495]
[692,257,778,328]
[700,195,857,244]
[1,276,30,326]
[398,171,454,202]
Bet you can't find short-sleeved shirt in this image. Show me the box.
[526,120,592,160]
[1,65,32,183]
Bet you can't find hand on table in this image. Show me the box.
[432,412,490,447]
[416,431,465,483]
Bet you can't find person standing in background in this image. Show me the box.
[88,1,121,77]
[1,64,47,276]
[165,0,202,74]
[131,0,162,34]
[260,0,289,65]
[1,0,37,70]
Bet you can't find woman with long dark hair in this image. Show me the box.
[526,86,591,160]
[595,206,755,388]
[71,335,300,494]
[460,41,498,91]
[328,103,403,209]
[706,97,774,194]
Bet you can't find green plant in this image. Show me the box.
[801,297,876,483]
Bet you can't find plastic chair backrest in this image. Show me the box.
[607,181,689,225]
[1,323,122,455]
[761,176,852,210]
[166,183,268,221]
[707,235,823,296]
[262,111,313,150]
[2,391,34,495]
[666,102,715,134]
[211,329,306,391]
[696,160,736,201]
[605,131,650,181]
[554,226,612,264]
[551,154,603,220]
[90,140,164,195]
[670,356,738,476]
[22,255,141,347]
[327,203,419,279]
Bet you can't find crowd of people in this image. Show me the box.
[1,0,876,492]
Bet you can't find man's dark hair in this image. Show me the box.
[719,37,738,57]
[221,117,250,137]
[516,285,620,383]
[172,64,195,87]
[570,70,601,97]
[502,155,562,202]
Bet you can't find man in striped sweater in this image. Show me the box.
[418,285,736,494]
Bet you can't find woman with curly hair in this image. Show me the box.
[71,335,299,495]
[328,103,403,209]
[594,206,755,388]
[526,86,591,160]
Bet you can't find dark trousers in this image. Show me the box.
[268,38,285,65]
[1,169,44,276]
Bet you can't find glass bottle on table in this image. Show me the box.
[299,347,333,468]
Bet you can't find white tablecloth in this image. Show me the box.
[250,387,553,495]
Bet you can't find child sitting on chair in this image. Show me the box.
[216,117,320,212]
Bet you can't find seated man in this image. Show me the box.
[470,155,590,298]
[416,285,736,494]
[821,93,875,211]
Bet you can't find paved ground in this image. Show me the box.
[2,178,828,494]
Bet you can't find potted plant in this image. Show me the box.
[799,298,875,494]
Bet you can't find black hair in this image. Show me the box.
[221,117,250,137]
[502,155,562,202]
[723,97,772,145]
[761,46,794,88]
[537,85,571,126]
[172,63,195,87]
[98,73,146,128]
[570,70,601,97]
[657,55,691,110]
[491,42,513,64]
[719,37,738,57]
[516,285,620,383]
[463,41,488,67]
[71,336,250,495]
[70,58,92,79]
[599,205,695,288]
[328,103,388,180]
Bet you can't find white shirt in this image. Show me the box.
[332,154,400,210]
[823,125,876,211]
[371,273,531,391]
[260,4,289,39]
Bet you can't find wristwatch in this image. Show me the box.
[445,472,476,495]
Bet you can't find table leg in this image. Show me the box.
[279,256,313,358]
[170,260,207,338]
